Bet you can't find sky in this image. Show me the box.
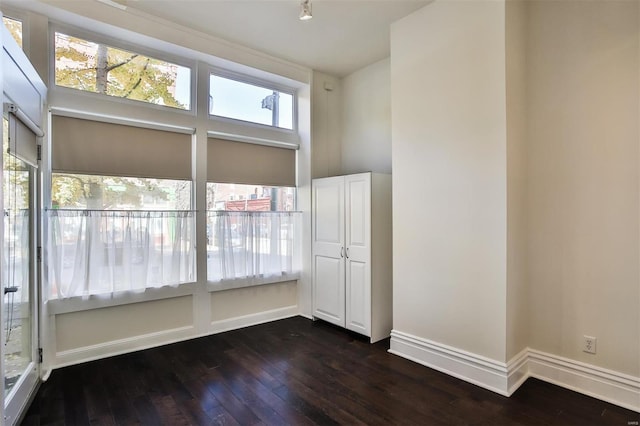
[209,75,293,130]
[144,67,294,130]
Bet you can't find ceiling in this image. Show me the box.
[123,0,430,77]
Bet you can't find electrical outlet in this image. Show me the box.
[583,335,597,354]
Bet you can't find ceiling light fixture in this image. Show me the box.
[299,0,312,21]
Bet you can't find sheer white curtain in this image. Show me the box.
[46,210,195,300]
[207,211,300,283]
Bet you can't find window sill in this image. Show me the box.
[46,274,300,314]
[47,282,198,315]
[206,273,300,292]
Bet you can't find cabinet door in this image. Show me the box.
[312,176,345,326]
[345,173,371,336]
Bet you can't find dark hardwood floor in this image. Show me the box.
[22,317,639,425]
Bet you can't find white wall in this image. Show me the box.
[341,58,391,175]
[526,0,639,376]
[391,0,508,362]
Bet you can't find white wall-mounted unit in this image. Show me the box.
[312,172,392,342]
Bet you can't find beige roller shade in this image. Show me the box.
[52,116,191,180]
[8,113,38,168]
[207,138,296,186]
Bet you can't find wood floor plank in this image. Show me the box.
[202,380,262,425]
[206,364,287,425]
[20,317,639,426]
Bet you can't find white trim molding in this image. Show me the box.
[506,347,530,395]
[210,305,299,334]
[389,330,640,413]
[389,330,512,396]
[207,275,301,293]
[527,349,640,413]
[55,325,196,368]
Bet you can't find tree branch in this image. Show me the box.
[124,58,150,98]
[60,53,138,75]
[105,54,139,72]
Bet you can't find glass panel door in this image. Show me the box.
[3,116,38,425]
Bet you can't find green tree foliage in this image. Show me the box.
[54,33,186,109]
[2,16,23,48]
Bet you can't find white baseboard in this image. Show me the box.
[390,330,640,413]
[54,305,299,369]
[389,330,511,396]
[55,325,196,368]
[528,349,640,413]
[210,305,299,334]
[507,347,530,395]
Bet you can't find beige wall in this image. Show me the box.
[211,281,297,321]
[341,58,392,175]
[56,296,193,352]
[505,0,529,360]
[54,281,299,361]
[391,0,639,376]
[526,0,640,376]
[391,0,508,361]
[297,83,314,318]
[312,71,342,178]
[312,59,392,178]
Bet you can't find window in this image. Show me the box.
[2,16,22,48]
[51,174,191,211]
[54,32,191,110]
[206,138,300,285]
[46,116,195,300]
[207,184,295,212]
[209,74,294,130]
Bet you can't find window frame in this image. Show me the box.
[208,67,298,133]
[2,8,28,53]
[36,17,305,310]
[46,112,198,302]
[49,23,197,115]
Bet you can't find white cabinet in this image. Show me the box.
[312,172,392,342]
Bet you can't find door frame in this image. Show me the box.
[2,154,40,425]
[1,16,47,425]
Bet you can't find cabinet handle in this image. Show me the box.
[340,247,344,258]
[346,247,350,259]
